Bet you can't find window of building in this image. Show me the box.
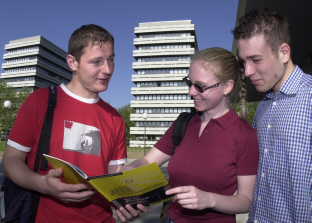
[137,32,192,39]
[134,107,191,114]
[136,56,190,62]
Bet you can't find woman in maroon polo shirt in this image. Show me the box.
[119,47,259,223]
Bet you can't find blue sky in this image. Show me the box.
[0,0,239,109]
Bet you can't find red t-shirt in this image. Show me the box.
[8,84,127,223]
[155,110,259,223]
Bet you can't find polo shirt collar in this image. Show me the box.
[195,109,237,130]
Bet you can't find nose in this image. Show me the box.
[101,60,114,75]
[244,62,255,77]
[189,84,198,97]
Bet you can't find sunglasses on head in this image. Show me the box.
[183,76,221,93]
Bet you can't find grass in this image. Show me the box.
[127,147,149,152]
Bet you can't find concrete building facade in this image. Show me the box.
[1,36,72,91]
[129,20,198,149]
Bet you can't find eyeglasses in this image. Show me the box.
[183,77,221,93]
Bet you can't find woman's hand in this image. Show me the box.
[166,185,215,210]
[166,175,256,214]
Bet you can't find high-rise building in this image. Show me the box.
[1,35,72,91]
[130,20,198,149]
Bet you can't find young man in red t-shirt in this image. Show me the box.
[4,24,138,223]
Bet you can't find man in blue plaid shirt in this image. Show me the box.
[233,9,311,223]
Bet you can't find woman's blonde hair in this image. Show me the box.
[191,47,241,102]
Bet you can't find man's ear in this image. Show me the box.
[223,79,234,96]
[278,43,291,63]
[67,54,78,72]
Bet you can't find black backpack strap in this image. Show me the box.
[34,85,57,171]
[172,109,196,147]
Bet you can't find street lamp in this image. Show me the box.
[1,100,12,141]
[3,100,12,109]
[142,112,147,155]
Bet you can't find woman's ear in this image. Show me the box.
[223,80,234,96]
[66,54,78,72]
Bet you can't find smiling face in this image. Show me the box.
[188,60,233,117]
[67,42,114,98]
[237,34,289,92]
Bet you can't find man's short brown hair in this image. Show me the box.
[233,9,291,52]
[68,24,114,61]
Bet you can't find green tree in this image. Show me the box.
[118,104,134,145]
[0,81,30,140]
[231,64,259,124]
[233,101,258,124]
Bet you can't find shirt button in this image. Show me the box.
[267,124,272,128]
[272,102,277,106]
[264,149,268,153]
[254,220,259,223]
[258,196,261,201]
[261,172,265,177]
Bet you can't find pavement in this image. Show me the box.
[116,203,164,223]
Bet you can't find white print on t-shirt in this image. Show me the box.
[63,120,101,155]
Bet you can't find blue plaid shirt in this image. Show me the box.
[248,66,312,223]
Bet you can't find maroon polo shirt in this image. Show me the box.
[155,109,259,223]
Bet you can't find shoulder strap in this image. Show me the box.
[172,109,196,147]
[34,85,57,171]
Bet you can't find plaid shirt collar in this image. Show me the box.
[265,65,302,99]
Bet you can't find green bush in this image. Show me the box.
[0,141,6,152]
[233,102,258,124]
[0,81,31,140]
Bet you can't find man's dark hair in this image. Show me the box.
[233,9,291,52]
[68,24,114,61]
